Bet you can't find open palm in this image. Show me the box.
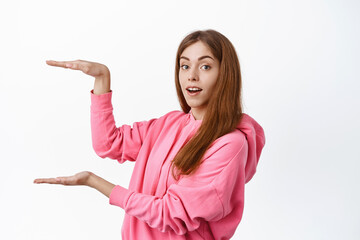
[34,171,92,186]
[46,59,109,78]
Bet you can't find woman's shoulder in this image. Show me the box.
[214,129,246,151]
[180,130,247,185]
[201,129,247,164]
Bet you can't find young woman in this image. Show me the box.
[34,29,266,240]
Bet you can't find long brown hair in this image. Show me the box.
[171,29,244,179]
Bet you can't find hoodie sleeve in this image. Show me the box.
[90,89,157,162]
[109,131,248,235]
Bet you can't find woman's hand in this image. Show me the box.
[46,59,111,95]
[34,171,116,198]
[46,59,109,78]
[34,171,92,186]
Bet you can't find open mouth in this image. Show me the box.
[186,87,202,93]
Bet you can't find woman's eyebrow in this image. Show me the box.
[180,55,214,61]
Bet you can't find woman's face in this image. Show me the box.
[179,41,220,120]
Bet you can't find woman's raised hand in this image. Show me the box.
[34,171,92,186]
[46,59,111,95]
[46,59,109,78]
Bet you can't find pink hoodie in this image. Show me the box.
[90,90,265,240]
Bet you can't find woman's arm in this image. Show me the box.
[87,172,115,198]
[34,171,115,198]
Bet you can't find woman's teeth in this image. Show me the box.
[187,87,202,92]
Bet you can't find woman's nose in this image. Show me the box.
[188,69,199,81]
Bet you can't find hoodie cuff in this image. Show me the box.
[109,185,133,209]
[90,89,113,111]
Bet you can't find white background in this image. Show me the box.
[0,0,359,239]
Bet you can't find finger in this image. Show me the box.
[45,60,81,70]
[69,61,91,73]
[46,60,70,68]
[33,178,60,184]
[55,176,67,185]
[55,176,76,185]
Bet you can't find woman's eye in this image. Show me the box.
[201,65,211,70]
[181,65,189,70]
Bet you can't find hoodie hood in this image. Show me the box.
[236,113,266,183]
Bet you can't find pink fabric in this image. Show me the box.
[90,89,266,240]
